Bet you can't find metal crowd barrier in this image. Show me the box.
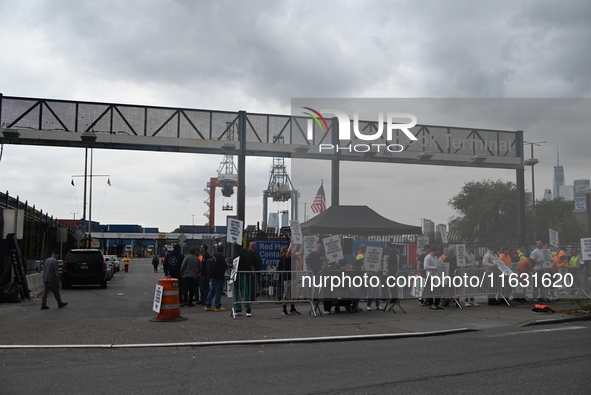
[230,270,316,318]
[451,267,510,305]
[229,265,590,318]
[450,266,591,302]
[300,269,406,314]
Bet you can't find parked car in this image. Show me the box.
[104,257,114,281]
[108,255,121,272]
[105,255,119,275]
[61,249,108,289]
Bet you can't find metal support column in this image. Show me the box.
[516,167,526,245]
[516,130,526,245]
[331,117,339,207]
[237,111,247,224]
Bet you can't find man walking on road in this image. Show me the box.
[41,250,67,310]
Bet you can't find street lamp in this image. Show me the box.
[523,141,546,206]
[191,214,195,238]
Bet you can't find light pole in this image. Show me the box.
[191,214,195,238]
[523,141,546,206]
[523,141,546,241]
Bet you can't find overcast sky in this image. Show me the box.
[0,0,590,233]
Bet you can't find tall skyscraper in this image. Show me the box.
[552,147,565,200]
[559,185,574,200]
[422,219,435,233]
[574,179,590,194]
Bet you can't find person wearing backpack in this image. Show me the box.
[152,255,159,273]
[198,244,212,305]
[163,244,185,303]
[205,245,228,311]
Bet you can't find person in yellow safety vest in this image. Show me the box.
[516,245,527,260]
[123,256,130,273]
[569,249,581,267]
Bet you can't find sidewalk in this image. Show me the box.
[1,297,588,347]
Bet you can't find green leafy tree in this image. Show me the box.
[448,179,519,240]
[529,198,587,244]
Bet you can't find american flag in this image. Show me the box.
[310,183,326,214]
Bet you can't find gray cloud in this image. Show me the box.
[1,0,589,231]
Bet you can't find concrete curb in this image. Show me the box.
[0,327,474,349]
[523,314,591,327]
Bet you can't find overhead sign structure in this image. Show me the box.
[3,95,559,245]
[291,98,524,169]
[0,96,525,167]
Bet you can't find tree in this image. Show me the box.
[449,179,587,244]
[448,179,519,240]
[529,198,587,244]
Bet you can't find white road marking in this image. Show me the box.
[490,326,587,337]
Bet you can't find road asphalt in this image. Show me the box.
[1,293,589,348]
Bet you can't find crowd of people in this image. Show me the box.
[161,243,229,312]
[291,241,401,315]
[150,239,585,318]
[416,241,584,310]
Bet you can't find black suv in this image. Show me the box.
[61,249,108,289]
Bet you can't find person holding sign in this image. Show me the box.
[205,246,228,312]
[247,242,261,303]
[482,246,500,306]
[498,247,514,304]
[424,245,443,310]
[440,248,458,308]
[364,245,384,311]
[232,243,252,317]
[417,245,431,306]
[529,240,546,302]
[278,243,301,316]
[306,243,326,275]
[463,244,479,307]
